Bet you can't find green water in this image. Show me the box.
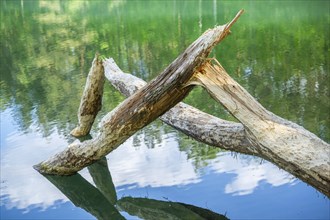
[1,1,329,219]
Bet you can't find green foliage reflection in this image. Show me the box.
[0,1,329,159]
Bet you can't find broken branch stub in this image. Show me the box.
[34,10,244,175]
[70,54,105,137]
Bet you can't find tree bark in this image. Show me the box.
[103,58,251,153]
[105,58,330,197]
[190,60,330,197]
[34,9,329,197]
[33,10,244,175]
[70,54,105,137]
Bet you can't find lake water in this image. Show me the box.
[1,0,329,219]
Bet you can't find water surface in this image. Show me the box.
[1,1,329,219]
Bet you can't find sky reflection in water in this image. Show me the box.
[1,107,329,219]
[1,0,329,219]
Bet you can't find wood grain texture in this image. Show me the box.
[34,10,244,175]
[192,60,330,197]
[70,54,105,137]
[103,58,251,152]
[106,59,330,197]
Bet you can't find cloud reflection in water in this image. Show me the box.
[208,154,297,196]
[1,118,297,212]
[0,126,70,211]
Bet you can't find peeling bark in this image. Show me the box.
[33,10,244,175]
[70,54,105,137]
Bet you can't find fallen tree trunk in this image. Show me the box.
[105,58,330,197]
[34,9,329,197]
[103,58,252,153]
[190,60,330,197]
[34,10,244,175]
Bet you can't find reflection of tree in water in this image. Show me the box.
[1,0,89,136]
[1,1,328,140]
[132,121,164,149]
[43,158,229,220]
[178,133,222,171]
[0,0,201,137]
[44,158,124,220]
[130,119,222,170]
[3,0,328,216]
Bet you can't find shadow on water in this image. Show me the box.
[43,157,229,220]
[117,197,228,220]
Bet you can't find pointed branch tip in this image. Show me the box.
[225,9,244,31]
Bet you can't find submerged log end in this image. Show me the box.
[33,144,79,175]
[70,107,101,137]
[34,142,100,175]
[33,161,76,176]
[70,124,91,137]
[33,162,76,176]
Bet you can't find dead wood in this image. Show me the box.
[70,54,105,137]
[34,9,330,197]
[105,59,330,197]
[190,60,330,197]
[33,10,244,175]
[103,58,251,153]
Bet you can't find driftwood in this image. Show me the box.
[104,58,251,153]
[191,60,330,197]
[70,55,105,137]
[34,10,330,197]
[34,10,244,175]
[105,58,330,197]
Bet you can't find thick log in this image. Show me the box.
[104,58,252,153]
[189,60,330,197]
[33,10,244,175]
[70,54,105,137]
[105,59,330,197]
